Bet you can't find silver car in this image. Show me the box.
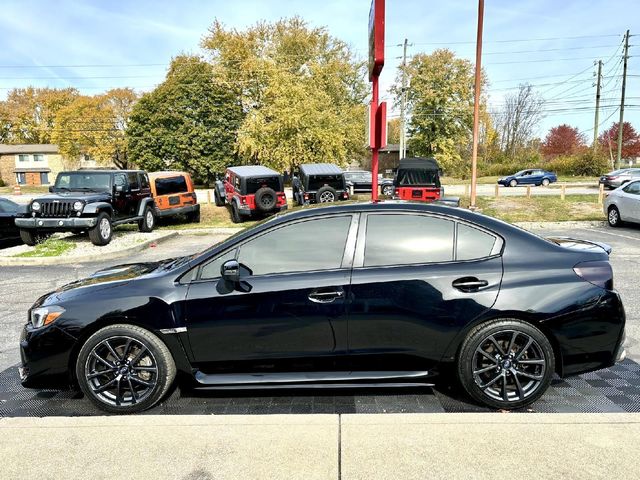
[604,179,640,227]
[599,168,640,189]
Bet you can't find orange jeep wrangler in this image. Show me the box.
[148,171,200,223]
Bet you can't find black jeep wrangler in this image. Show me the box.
[214,166,288,223]
[292,163,349,205]
[15,170,156,246]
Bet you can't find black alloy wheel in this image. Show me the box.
[458,319,554,409]
[316,186,337,203]
[76,324,175,413]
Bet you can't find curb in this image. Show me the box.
[173,227,244,236]
[0,231,178,267]
[515,220,607,229]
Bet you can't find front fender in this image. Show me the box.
[83,202,113,216]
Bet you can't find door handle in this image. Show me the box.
[452,277,489,293]
[308,289,345,304]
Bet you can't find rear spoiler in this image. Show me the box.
[547,236,612,255]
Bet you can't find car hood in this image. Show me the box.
[546,236,612,255]
[34,191,112,203]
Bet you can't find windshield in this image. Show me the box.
[54,172,112,191]
[308,174,345,190]
[395,169,440,187]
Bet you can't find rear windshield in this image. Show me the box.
[395,169,440,187]
[308,174,345,190]
[155,176,188,196]
[246,177,281,194]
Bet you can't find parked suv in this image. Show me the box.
[393,157,443,202]
[15,170,156,246]
[148,171,200,223]
[344,170,394,196]
[214,166,287,223]
[292,163,349,205]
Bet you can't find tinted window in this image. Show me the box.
[155,176,188,196]
[246,177,281,194]
[308,174,344,190]
[139,173,150,189]
[200,249,237,280]
[127,172,140,190]
[364,214,454,267]
[395,169,440,187]
[456,223,497,260]
[113,174,126,188]
[237,216,352,275]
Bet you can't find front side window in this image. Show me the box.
[127,172,140,190]
[623,182,640,195]
[237,216,352,276]
[364,214,454,267]
[200,249,237,280]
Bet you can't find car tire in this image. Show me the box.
[19,229,39,246]
[214,190,225,207]
[382,184,394,196]
[88,212,113,246]
[230,203,242,223]
[186,209,201,223]
[254,187,277,212]
[541,178,550,187]
[509,179,518,188]
[608,206,622,227]
[457,318,555,410]
[75,324,176,414]
[316,186,337,203]
[138,206,155,232]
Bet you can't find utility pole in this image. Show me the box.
[616,29,630,169]
[593,60,602,155]
[470,0,484,209]
[399,38,408,159]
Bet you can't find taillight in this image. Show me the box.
[304,193,309,200]
[240,196,247,205]
[573,261,613,290]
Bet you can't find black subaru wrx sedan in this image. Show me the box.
[19,202,626,413]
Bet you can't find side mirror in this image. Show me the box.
[221,259,240,283]
[218,259,253,293]
[48,186,54,193]
[115,185,124,193]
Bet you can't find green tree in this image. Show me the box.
[202,17,368,172]
[392,49,486,176]
[126,55,243,183]
[387,118,401,145]
[1,87,79,144]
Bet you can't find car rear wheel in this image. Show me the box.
[255,187,277,212]
[230,203,242,223]
[138,206,155,232]
[608,206,622,227]
[457,319,554,410]
[317,186,337,203]
[509,179,517,187]
[541,178,550,187]
[76,324,176,414]
[88,212,113,246]
[186,209,200,223]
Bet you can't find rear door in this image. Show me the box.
[347,212,503,372]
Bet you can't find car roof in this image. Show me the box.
[227,165,279,177]
[59,170,144,174]
[398,157,439,171]
[148,171,191,179]
[300,163,343,175]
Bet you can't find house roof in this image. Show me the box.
[299,163,343,175]
[0,144,59,154]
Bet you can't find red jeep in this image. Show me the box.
[393,157,443,202]
[214,166,287,223]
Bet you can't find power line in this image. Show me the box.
[407,33,621,46]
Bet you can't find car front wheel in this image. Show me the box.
[509,179,517,187]
[457,319,555,410]
[76,324,176,414]
[88,212,113,246]
[608,206,622,227]
[138,206,155,232]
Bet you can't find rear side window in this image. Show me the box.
[139,173,150,189]
[127,172,140,190]
[364,214,454,266]
[456,223,497,260]
[155,176,188,196]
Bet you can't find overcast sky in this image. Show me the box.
[0,0,637,140]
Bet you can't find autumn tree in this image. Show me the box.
[598,122,640,167]
[1,87,79,143]
[387,118,401,145]
[392,49,486,176]
[126,55,243,183]
[541,124,587,157]
[52,88,138,169]
[494,84,544,160]
[202,17,367,172]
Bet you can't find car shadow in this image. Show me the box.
[2,359,639,417]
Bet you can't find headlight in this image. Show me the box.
[30,306,65,328]
[73,201,84,211]
[31,201,41,211]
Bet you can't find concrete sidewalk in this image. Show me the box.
[1,413,639,480]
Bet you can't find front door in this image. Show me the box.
[112,173,128,218]
[348,212,503,373]
[184,214,356,374]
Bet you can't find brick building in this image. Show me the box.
[0,144,67,186]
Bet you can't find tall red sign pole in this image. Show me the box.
[369,0,385,201]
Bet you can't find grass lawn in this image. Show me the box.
[0,185,49,195]
[473,194,605,223]
[15,237,76,257]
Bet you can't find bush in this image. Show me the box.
[478,162,520,176]
[0,178,5,187]
[545,152,608,176]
